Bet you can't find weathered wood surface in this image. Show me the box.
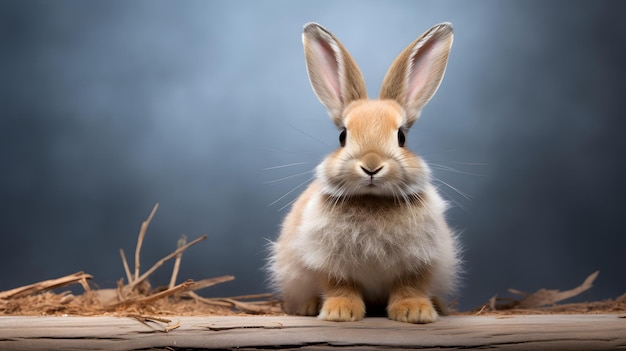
[0,314,625,350]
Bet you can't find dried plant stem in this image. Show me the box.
[79,276,92,292]
[0,272,93,300]
[129,315,172,324]
[135,203,159,281]
[168,235,187,289]
[127,234,208,292]
[119,249,133,284]
[111,280,194,310]
[218,293,274,301]
[475,271,602,313]
[188,276,235,291]
[187,291,282,314]
[219,298,283,314]
[187,291,232,307]
[516,271,600,309]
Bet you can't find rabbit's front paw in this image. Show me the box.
[318,296,365,322]
[387,297,438,324]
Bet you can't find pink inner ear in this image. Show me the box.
[312,39,342,103]
[406,39,444,105]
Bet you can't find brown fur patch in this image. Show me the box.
[343,100,403,147]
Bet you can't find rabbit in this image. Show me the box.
[268,22,461,324]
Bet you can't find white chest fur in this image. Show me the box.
[291,188,449,301]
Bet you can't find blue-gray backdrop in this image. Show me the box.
[2,0,625,311]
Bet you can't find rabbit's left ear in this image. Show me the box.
[379,23,453,127]
[303,23,368,128]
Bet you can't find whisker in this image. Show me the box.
[449,161,488,166]
[264,170,314,184]
[263,162,312,171]
[268,176,314,208]
[432,176,472,201]
[439,188,470,213]
[277,194,300,212]
[285,121,334,149]
[430,178,471,214]
[262,147,321,157]
[430,163,486,177]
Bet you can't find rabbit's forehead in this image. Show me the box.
[343,100,404,137]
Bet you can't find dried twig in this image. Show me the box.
[111,280,194,310]
[187,291,233,308]
[165,319,181,332]
[169,235,187,289]
[187,276,235,291]
[515,271,599,309]
[119,248,133,284]
[213,298,283,314]
[127,234,208,292]
[474,271,603,313]
[474,305,488,316]
[129,315,181,333]
[0,272,93,300]
[187,291,282,314]
[79,275,91,292]
[135,203,159,281]
[219,293,274,300]
[116,278,125,302]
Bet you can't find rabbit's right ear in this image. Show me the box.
[379,23,454,128]
[303,23,368,127]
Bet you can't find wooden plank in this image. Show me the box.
[0,314,625,350]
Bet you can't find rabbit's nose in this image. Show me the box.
[360,165,383,176]
[360,152,385,176]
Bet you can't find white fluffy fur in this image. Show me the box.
[270,181,461,305]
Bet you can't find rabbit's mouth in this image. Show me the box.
[357,178,394,195]
[365,176,381,188]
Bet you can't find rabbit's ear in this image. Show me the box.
[379,23,453,127]
[303,23,368,127]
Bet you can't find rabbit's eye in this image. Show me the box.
[339,128,347,147]
[398,129,406,147]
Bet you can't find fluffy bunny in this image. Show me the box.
[268,22,461,324]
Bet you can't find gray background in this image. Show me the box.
[2,0,625,311]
